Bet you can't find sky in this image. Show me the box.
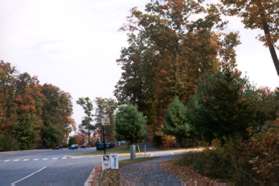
[0,0,278,126]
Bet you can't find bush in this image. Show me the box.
[178,148,234,181]
[178,127,279,185]
[236,127,279,185]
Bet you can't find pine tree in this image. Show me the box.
[163,96,191,146]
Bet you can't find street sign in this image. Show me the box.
[102,155,110,170]
[101,154,119,170]
[110,154,119,169]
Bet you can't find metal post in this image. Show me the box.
[130,144,136,160]
[102,125,106,155]
[88,127,90,146]
[144,144,147,157]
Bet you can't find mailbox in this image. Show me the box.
[110,154,119,169]
[102,155,110,170]
[102,154,119,170]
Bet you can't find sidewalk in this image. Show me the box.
[77,147,206,159]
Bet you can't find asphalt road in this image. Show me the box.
[0,148,99,186]
[0,147,202,186]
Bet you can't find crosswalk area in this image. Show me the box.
[0,156,79,163]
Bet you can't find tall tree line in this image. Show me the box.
[0,61,74,150]
[115,0,240,142]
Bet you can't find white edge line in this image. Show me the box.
[11,166,47,186]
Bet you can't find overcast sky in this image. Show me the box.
[0,0,278,125]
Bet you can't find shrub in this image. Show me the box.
[177,147,234,181]
[237,127,279,185]
[178,127,279,185]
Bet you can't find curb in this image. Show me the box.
[84,168,96,186]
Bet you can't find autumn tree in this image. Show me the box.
[77,97,94,145]
[0,61,74,150]
[221,0,279,75]
[115,0,240,141]
[12,73,42,149]
[0,62,17,137]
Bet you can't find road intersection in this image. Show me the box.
[0,147,202,186]
[0,148,98,186]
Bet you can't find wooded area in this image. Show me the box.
[114,0,279,184]
[0,61,74,150]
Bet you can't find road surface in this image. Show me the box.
[0,147,202,186]
[0,148,98,186]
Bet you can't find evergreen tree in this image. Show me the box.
[115,104,146,144]
[187,67,278,142]
[163,96,191,145]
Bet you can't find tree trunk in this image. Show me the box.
[257,1,279,76]
[262,22,279,76]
